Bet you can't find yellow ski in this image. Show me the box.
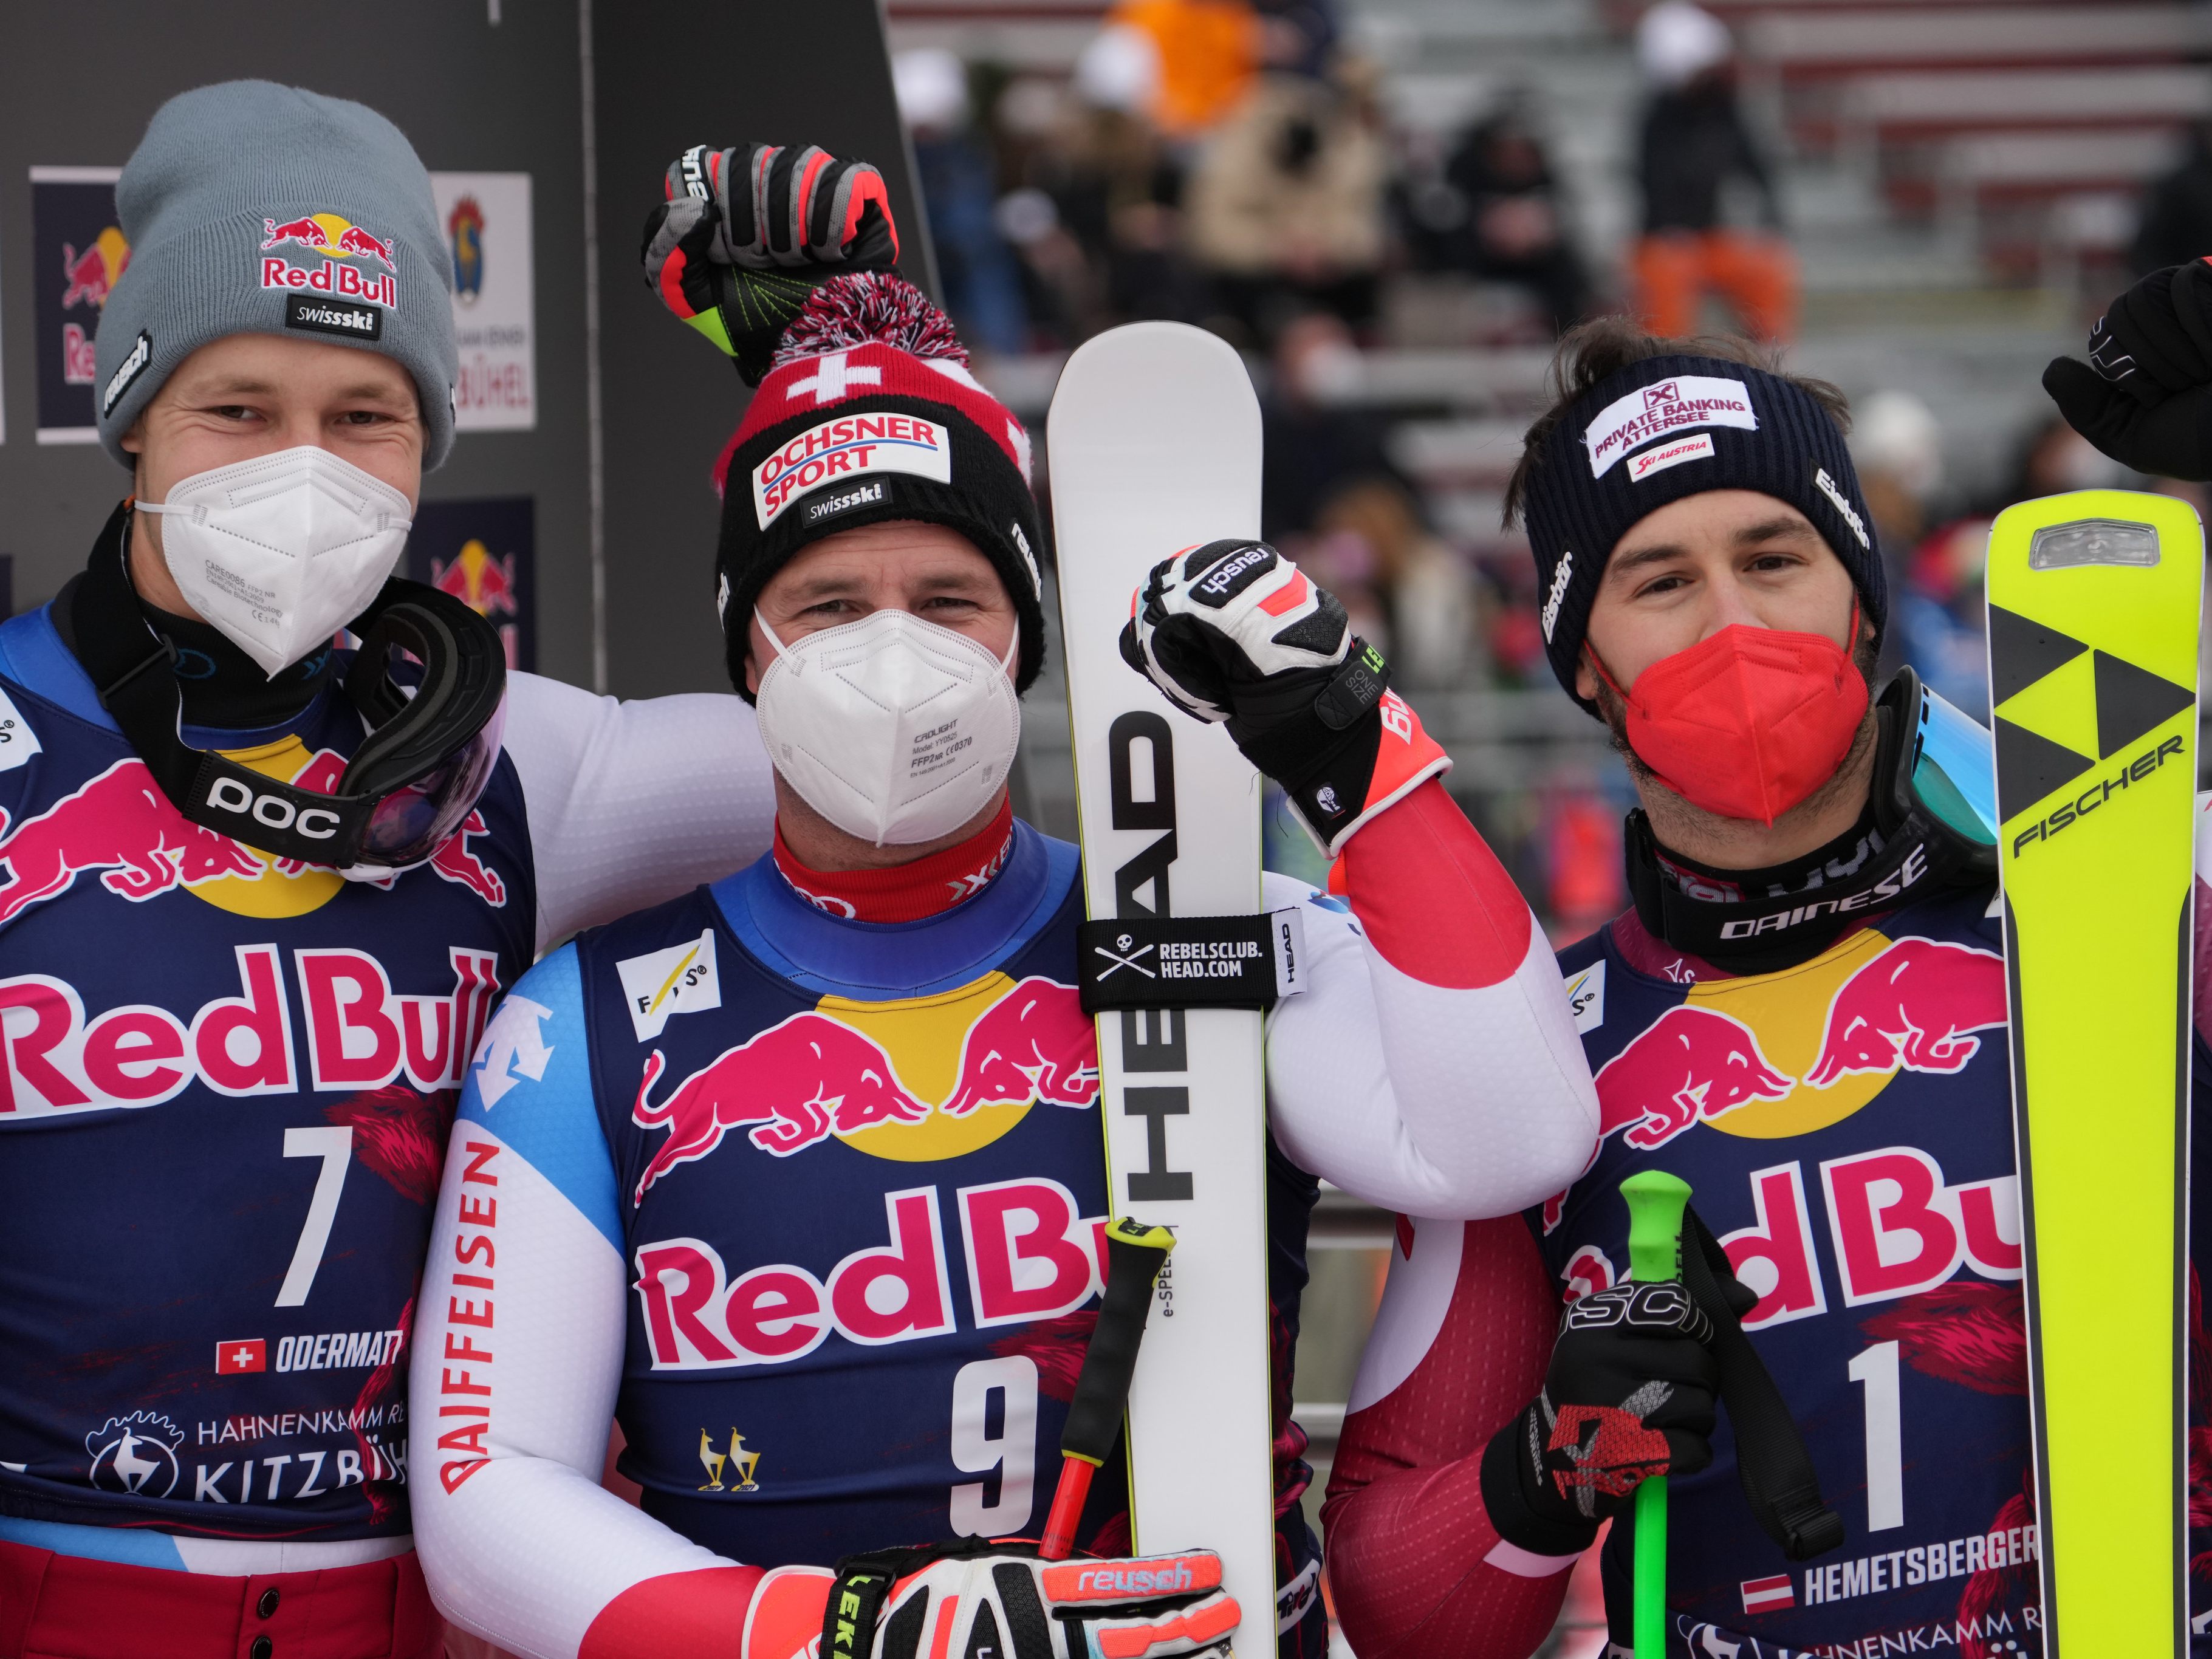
[1987,489,2202,1655]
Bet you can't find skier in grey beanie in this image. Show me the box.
[0,83,900,1654]
[96,80,458,469]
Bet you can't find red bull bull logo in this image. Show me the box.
[0,759,265,926]
[1586,929,2008,1161]
[1595,1004,1796,1152]
[259,211,399,307]
[61,226,130,311]
[629,976,1098,1202]
[1804,938,2007,1087]
[0,751,504,929]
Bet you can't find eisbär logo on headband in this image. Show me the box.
[753,412,953,529]
[1584,376,1757,478]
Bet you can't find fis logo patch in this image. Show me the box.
[618,929,722,1042]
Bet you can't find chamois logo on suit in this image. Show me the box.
[84,1412,182,1497]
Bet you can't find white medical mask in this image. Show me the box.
[136,445,414,678]
[753,607,1021,847]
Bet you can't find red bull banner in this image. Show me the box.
[407,497,534,671]
[29,167,126,443]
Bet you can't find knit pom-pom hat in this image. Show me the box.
[712,273,1046,699]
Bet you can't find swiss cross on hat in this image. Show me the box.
[711,274,1047,702]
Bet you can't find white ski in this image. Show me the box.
[1048,323,1276,1642]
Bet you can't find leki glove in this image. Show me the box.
[822,1539,1239,1659]
[2043,258,2212,481]
[642,142,900,383]
[1120,539,1448,857]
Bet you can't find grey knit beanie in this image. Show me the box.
[95,81,457,470]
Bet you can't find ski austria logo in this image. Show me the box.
[259,211,400,309]
[1584,376,1756,478]
[86,1412,183,1497]
[1628,432,1714,484]
[753,411,952,530]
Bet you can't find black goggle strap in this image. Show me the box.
[73,504,380,866]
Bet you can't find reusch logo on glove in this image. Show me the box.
[1191,544,1275,606]
[1584,375,1757,478]
[753,412,951,529]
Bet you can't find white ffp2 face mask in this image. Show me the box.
[753,607,1021,847]
[136,445,415,678]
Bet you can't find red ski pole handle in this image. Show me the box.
[1038,1217,1176,1561]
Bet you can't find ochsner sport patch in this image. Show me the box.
[1585,375,1757,478]
[754,412,953,530]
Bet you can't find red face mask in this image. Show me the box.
[1589,609,1867,826]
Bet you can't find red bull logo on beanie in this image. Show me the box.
[753,412,951,530]
[259,211,400,308]
[1584,375,1756,479]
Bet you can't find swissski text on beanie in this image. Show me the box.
[95,80,459,469]
[1518,354,1885,713]
[712,273,1047,699]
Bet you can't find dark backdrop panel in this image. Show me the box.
[0,1,595,682]
[590,0,936,697]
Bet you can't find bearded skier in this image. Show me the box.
[403,145,1603,1659]
[0,86,906,1657]
[1321,316,2212,1658]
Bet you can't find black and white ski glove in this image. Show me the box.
[642,142,901,383]
[1119,540,1449,857]
[1479,1267,1751,1557]
[823,1539,1238,1659]
[2044,258,2212,481]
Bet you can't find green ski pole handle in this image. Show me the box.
[1621,1169,1693,1659]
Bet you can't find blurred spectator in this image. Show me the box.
[894,50,1030,354]
[1895,516,1991,717]
[1407,97,1592,336]
[1185,65,1390,336]
[1851,389,1945,556]
[1261,312,1400,538]
[1895,416,2126,718]
[1629,2,1798,342]
[1102,0,1263,139]
[1040,48,1213,329]
[2131,121,2212,276]
[1315,481,1481,688]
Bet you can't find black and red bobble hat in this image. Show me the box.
[711,273,1047,701]
[1518,352,1886,716]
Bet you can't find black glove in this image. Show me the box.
[2044,258,2212,480]
[823,1538,1238,1659]
[1118,540,1448,856]
[642,142,901,383]
[1480,1262,1755,1556]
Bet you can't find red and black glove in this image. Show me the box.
[1119,539,1449,856]
[2044,258,2212,481]
[1480,1269,1749,1557]
[823,1539,1238,1659]
[642,142,900,383]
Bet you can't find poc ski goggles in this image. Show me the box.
[72,502,508,874]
